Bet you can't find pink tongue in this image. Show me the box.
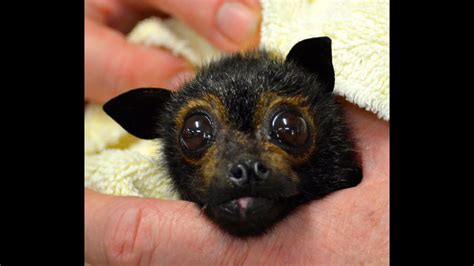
[237,197,253,210]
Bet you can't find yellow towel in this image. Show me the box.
[85,0,389,198]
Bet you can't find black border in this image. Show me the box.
[4,0,469,264]
[390,1,468,264]
[5,1,85,264]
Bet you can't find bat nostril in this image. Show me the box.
[229,164,248,186]
[229,160,269,186]
[253,161,270,179]
[231,166,243,179]
[256,162,267,173]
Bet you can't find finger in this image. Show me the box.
[85,17,194,103]
[85,189,248,265]
[86,0,166,33]
[132,0,261,52]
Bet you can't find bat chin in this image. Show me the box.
[206,196,289,237]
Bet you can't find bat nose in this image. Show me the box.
[229,164,248,186]
[253,160,270,179]
[229,160,270,186]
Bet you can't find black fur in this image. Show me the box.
[104,37,362,237]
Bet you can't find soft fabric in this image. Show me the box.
[85,0,389,198]
[85,105,178,198]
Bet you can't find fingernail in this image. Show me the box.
[168,71,195,90]
[217,2,260,47]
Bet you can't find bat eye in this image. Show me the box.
[181,113,213,151]
[271,110,309,148]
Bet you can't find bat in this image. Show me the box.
[104,37,362,237]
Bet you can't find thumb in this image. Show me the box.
[139,0,261,52]
[84,189,243,265]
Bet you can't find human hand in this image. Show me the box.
[85,0,261,103]
[85,100,389,265]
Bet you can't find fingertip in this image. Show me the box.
[148,0,261,53]
[215,1,261,51]
[113,42,194,90]
[85,18,196,102]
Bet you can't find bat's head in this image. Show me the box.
[104,37,362,237]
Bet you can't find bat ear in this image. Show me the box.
[285,37,335,93]
[103,88,172,139]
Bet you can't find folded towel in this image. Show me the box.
[85,105,178,198]
[85,0,389,198]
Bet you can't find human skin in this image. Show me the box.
[85,0,388,264]
[85,0,261,103]
[85,100,389,265]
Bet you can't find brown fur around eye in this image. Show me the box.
[174,94,227,136]
[174,94,227,164]
[260,143,300,183]
[200,145,218,186]
[254,92,317,163]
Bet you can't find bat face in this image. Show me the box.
[104,37,362,237]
